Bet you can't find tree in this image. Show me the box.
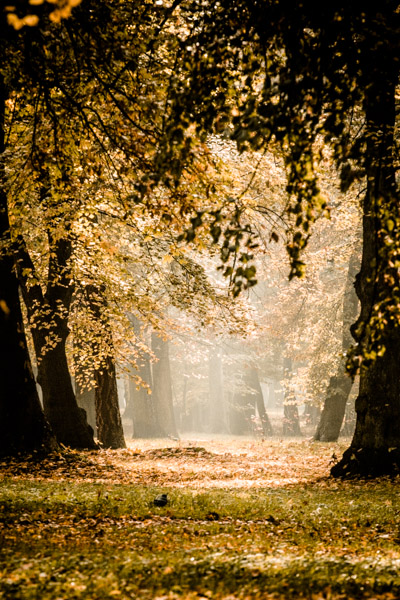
[76,284,126,449]
[0,0,195,453]
[157,1,400,477]
[15,220,96,449]
[3,0,273,453]
[124,316,161,438]
[314,247,360,442]
[282,358,301,437]
[151,332,179,438]
[332,40,400,475]
[0,75,58,455]
[247,365,273,437]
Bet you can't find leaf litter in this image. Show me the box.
[0,438,345,487]
[2,438,400,599]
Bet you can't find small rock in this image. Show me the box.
[153,493,168,507]
[205,511,220,521]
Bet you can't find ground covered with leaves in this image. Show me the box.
[1,437,400,599]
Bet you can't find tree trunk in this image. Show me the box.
[128,377,160,438]
[208,346,226,433]
[76,384,96,434]
[38,338,96,448]
[0,243,57,454]
[314,249,360,442]
[314,376,353,442]
[151,332,178,438]
[84,284,126,449]
[16,234,96,449]
[340,386,357,438]
[94,354,126,449]
[129,349,161,438]
[332,58,400,477]
[74,339,97,434]
[125,317,162,438]
[282,358,301,437]
[0,78,57,455]
[248,367,273,437]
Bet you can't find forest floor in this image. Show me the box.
[1,436,400,599]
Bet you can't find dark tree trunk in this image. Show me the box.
[208,346,226,433]
[314,250,360,442]
[0,78,57,455]
[332,57,400,477]
[16,234,96,449]
[84,285,126,449]
[74,339,97,434]
[94,354,126,449]
[314,376,352,442]
[38,338,96,448]
[151,333,178,438]
[248,367,273,437]
[76,384,96,434]
[0,278,57,455]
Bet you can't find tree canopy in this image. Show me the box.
[1,0,400,477]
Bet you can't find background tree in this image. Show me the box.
[314,247,360,442]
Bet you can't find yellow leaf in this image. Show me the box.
[0,300,10,316]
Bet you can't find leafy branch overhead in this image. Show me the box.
[153,0,400,373]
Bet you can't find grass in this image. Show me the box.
[1,438,400,598]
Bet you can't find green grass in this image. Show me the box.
[1,477,400,599]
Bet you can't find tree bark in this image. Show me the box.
[248,366,273,437]
[151,332,179,438]
[94,354,126,449]
[332,57,400,477]
[0,242,57,454]
[83,284,126,449]
[76,384,96,434]
[314,249,360,442]
[16,234,96,449]
[125,318,161,438]
[314,376,352,442]
[74,333,97,434]
[0,78,57,455]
